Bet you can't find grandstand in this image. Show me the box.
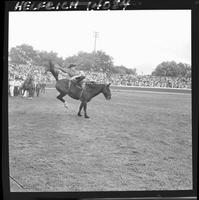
[8,63,191,90]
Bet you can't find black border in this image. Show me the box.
[2,0,198,200]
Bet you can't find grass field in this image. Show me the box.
[8,88,192,192]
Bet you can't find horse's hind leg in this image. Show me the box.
[57,93,68,108]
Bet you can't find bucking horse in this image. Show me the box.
[45,61,111,118]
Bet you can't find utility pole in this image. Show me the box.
[93,31,99,70]
[93,31,99,54]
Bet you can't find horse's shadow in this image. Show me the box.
[55,109,91,121]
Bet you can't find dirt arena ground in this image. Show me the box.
[8,88,192,192]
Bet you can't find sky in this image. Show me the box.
[9,10,191,75]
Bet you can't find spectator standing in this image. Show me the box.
[9,78,15,97]
[14,78,21,96]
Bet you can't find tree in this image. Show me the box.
[9,45,137,76]
[9,44,38,65]
[9,44,64,67]
[62,50,135,74]
[63,52,92,70]
[177,63,191,78]
[113,65,137,75]
[93,51,114,72]
[152,61,191,77]
[63,50,114,72]
[37,50,64,66]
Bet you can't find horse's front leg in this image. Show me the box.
[83,102,89,118]
[78,102,84,117]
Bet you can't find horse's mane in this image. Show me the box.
[85,81,106,89]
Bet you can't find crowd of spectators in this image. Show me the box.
[8,64,191,90]
[9,64,47,83]
[8,64,47,97]
[85,72,191,89]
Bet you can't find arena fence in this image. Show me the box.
[110,85,191,94]
[46,83,191,94]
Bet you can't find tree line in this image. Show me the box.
[9,44,191,78]
[152,61,191,78]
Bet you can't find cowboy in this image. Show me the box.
[45,61,86,89]
[65,64,86,88]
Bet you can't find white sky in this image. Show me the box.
[9,10,191,75]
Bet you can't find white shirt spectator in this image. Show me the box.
[9,79,15,96]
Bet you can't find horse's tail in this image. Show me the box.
[46,61,59,81]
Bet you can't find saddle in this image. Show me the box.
[68,79,96,99]
[71,79,95,89]
[70,79,84,89]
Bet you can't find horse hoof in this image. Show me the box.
[78,113,82,117]
[85,116,90,118]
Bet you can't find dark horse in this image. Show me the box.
[20,76,35,98]
[40,83,46,93]
[45,61,111,118]
[35,83,42,97]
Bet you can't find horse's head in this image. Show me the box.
[102,83,111,100]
